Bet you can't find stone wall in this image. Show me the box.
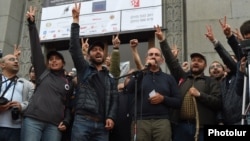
[1,0,250,77]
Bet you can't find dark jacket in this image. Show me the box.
[109,88,133,141]
[159,39,221,125]
[69,23,118,121]
[235,62,248,100]
[227,34,243,60]
[24,22,73,126]
[214,41,243,124]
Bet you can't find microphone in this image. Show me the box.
[145,63,152,69]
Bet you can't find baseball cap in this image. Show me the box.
[46,51,65,64]
[88,41,105,54]
[190,52,206,63]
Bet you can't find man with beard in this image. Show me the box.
[69,3,118,141]
[205,17,245,125]
[209,61,226,81]
[154,25,221,141]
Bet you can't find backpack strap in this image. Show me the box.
[36,69,49,87]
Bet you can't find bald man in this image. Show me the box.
[0,54,34,141]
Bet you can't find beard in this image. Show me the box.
[191,68,204,76]
[89,57,104,65]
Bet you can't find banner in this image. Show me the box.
[40,0,162,41]
[43,0,91,7]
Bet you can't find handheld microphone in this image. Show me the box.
[145,63,152,68]
[71,68,77,76]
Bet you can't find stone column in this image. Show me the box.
[19,0,43,78]
[165,0,185,62]
[159,0,184,72]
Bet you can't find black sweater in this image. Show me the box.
[126,69,181,119]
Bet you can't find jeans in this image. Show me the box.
[0,127,20,141]
[71,114,109,141]
[172,121,204,141]
[21,117,62,141]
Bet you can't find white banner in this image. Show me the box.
[121,6,162,31]
[39,11,120,40]
[40,0,162,41]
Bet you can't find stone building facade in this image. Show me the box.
[1,0,249,78]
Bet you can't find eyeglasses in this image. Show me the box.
[8,58,18,62]
[209,64,223,69]
[148,53,161,57]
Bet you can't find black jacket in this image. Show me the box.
[24,21,73,127]
[214,40,243,124]
[69,23,118,121]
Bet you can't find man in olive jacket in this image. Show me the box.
[154,25,221,141]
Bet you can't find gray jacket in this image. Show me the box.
[17,78,35,113]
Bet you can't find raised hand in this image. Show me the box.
[112,33,120,49]
[154,25,164,41]
[232,28,244,41]
[171,44,179,59]
[219,16,232,38]
[13,44,21,58]
[129,39,143,70]
[130,39,138,48]
[26,6,36,22]
[81,38,89,55]
[182,61,189,72]
[72,3,81,23]
[205,25,216,42]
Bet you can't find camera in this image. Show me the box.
[0,97,9,105]
[240,39,250,57]
[11,107,20,120]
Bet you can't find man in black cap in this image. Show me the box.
[154,25,221,141]
[87,41,104,54]
[190,53,206,64]
[69,3,118,141]
[189,53,207,75]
